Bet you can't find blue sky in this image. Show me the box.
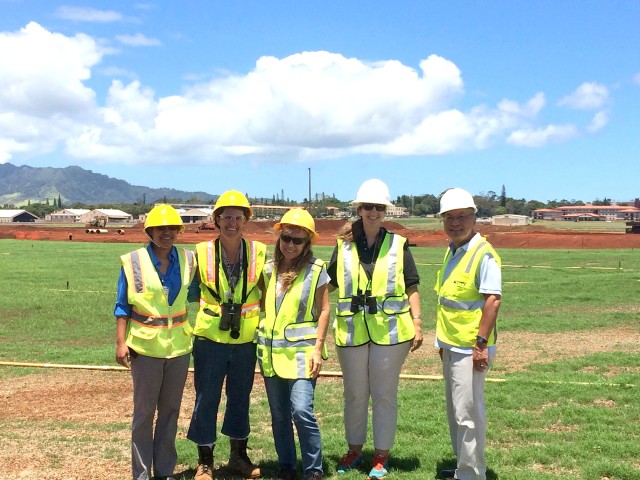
[1,1,638,204]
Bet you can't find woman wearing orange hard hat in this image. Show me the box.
[114,204,197,480]
[257,208,329,480]
[186,190,266,480]
[328,179,423,480]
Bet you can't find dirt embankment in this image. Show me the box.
[1,220,639,249]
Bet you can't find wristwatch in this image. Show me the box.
[476,335,488,344]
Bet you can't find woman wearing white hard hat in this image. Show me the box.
[257,208,330,480]
[114,204,197,480]
[327,179,423,479]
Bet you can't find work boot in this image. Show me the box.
[228,438,261,478]
[195,445,215,480]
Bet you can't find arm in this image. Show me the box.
[310,283,330,378]
[407,285,423,352]
[115,316,130,368]
[472,293,501,371]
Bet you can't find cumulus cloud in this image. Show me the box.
[56,6,124,23]
[0,23,602,165]
[587,111,609,133]
[507,125,579,147]
[558,82,609,110]
[115,33,161,47]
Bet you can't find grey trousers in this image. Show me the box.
[130,352,190,480]
[442,349,495,480]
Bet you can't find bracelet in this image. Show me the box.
[412,315,421,320]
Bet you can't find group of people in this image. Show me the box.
[114,179,502,480]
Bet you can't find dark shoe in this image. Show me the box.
[277,466,297,480]
[304,471,323,480]
[438,468,456,479]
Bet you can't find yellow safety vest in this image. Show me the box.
[434,238,501,347]
[121,247,197,358]
[193,238,266,344]
[257,258,328,379]
[334,234,414,347]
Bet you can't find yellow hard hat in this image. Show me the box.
[213,190,253,218]
[274,208,319,244]
[144,204,185,234]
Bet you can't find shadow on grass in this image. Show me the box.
[435,459,499,479]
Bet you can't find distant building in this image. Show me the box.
[47,209,91,223]
[532,204,640,221]
[80,209,133,224]
[0,209,39,223]
[491,214,531,226]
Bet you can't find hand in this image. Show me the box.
[472,344,489,372]
[410,329,423,352]
[309,351,323,378]
[116,344,131,368]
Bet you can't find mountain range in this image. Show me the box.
[0,163,217,206]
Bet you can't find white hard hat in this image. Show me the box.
[439,188,477,214]
[352,179,394,207]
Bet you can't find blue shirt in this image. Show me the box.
[114,244,182,318]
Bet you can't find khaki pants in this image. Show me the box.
[442,349,495,480]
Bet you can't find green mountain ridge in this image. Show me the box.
[0,163,217,206]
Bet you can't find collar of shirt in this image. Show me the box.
[448,232,482,258]
[146,243,178,268]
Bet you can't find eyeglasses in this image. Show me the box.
[361,204,386,212]
[443,213,475,223]
[280,234,307,245]
[220,215,245,223]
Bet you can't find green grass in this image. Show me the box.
[1,240,639,479]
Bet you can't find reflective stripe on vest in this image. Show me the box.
[257,257,326,379]
[193,239,266,344]
[334,234,414,347]
[121,247,196,358]
[435,239,501,347]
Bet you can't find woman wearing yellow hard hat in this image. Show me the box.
[187,190,266,480]
[257,208,329,480]
[114,204,197,480]
[328,179,423,479]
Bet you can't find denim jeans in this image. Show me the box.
[187,337,257,445]
[264,376,323,476]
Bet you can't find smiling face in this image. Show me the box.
[278,225,310,264]
[146,225,180,250]
[357,203,386,230]
[443,207,476,247]
[216,207,247,242]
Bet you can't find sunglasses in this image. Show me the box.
[280,234,307,245]
[361,204,386,212]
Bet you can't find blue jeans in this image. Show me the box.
[264,376,323,476]
[187,337,257,445]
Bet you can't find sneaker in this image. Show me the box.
[367,454,388,479]
[337,450,363,473]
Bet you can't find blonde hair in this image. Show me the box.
[274,225,313,291]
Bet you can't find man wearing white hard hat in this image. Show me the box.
[434,188,502,480]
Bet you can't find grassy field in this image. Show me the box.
[1,239,639,479]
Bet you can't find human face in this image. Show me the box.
[358,203,386,228]
[443,208,476,247]
[217,207,247,242]
[147,225,180,250]
[278,226,309,263]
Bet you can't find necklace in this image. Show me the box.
[222,245,242,289]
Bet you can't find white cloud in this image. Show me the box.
[507,125,579,147]
[587,111,609,133]
[0,23,599,166]
[56,6,124,23]
[115,33,161,47]
[558,82,609,110]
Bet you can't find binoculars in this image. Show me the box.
[350,290,378,314]
[220,302,242,339]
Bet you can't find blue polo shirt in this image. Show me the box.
[114,244,182,317]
